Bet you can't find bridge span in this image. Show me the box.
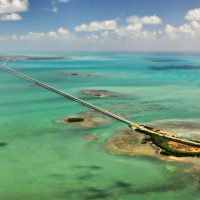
[1,61,200,148]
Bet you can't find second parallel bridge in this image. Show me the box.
[1,63,200,148]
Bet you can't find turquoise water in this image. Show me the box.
[0,52,200,200]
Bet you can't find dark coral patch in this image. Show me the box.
[149,65,200,70]
[86,187,111,200]
[80,89,118,98]
[0,142,7,147]
[114,181,132,188]
[145,58,182,62]
[73,165,103,170]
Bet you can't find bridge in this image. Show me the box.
[1,60,200,148]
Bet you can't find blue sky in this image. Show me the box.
[0,0,200,51]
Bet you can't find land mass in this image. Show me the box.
[0,55,70,61]
[105,119,200,158]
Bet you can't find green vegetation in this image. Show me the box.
[151,135,200,157]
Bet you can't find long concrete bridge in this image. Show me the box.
[1,61,200,148]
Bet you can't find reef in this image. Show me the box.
[82,134,99,140]
[105,127,161,158]
[57,111,112,128]
[148,119,200,141]
[0,142,7,147]
[106,119,200,158]
[144,58,182,62]
[62,72,97,77]
[80,89,118,98]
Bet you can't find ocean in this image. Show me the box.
[0,52,200,200]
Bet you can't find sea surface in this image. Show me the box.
[0,52,200,200]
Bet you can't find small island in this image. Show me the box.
[151,135,200,157]
[132,124,200,157]
[106,126,200,158]
[80,89,119,98]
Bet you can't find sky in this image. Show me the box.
[0,0,200,52]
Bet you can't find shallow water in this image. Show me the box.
[0,52,200,200]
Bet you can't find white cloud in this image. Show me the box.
[4,8,200,51]
[57,0,69,3]
[46,28,71,39]
[52,7,58,13]
[86,34,99,40]
[50,0,69,13]
[165,21,200,39]
[57,27,71,35]
[114,15,161,39]
[185,8,200,21]
[115,25,158,39]
[20,32,46,40]
[126,23,143,32]
[111,15,161,39]
[43,27,72,39]
[126,15,162,25]
[0,13,21,20]
[0,0,28,21]
[0,27,72,41]
[48,31,58,37]
[101,31,110,39]
[165,24,178,39]
[0,0,28,14]
[164,8,200,40]
[75,20,117,32]
[74,16,160,39]
[52,0,69,4]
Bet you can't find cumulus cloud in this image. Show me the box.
[0,13,21,20]
[126,15,162,25]
[57,27,71,35]
[57,0,69,2]
[165,24,177,39]
[165,8,200,39]
[50,0,69,13]
[185,8,200,21]
[74,17,159,39]
[48,27,72,39]
[3,8,200,51]
[114,15,161,39]
[52,7,58,13]
[75,20,118,32]
[100,31,110,39]
[165,21,200,39]
[0,0,28,21]
[115,26,157,39]
[86,34,99,40]
[0,27,72,42]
